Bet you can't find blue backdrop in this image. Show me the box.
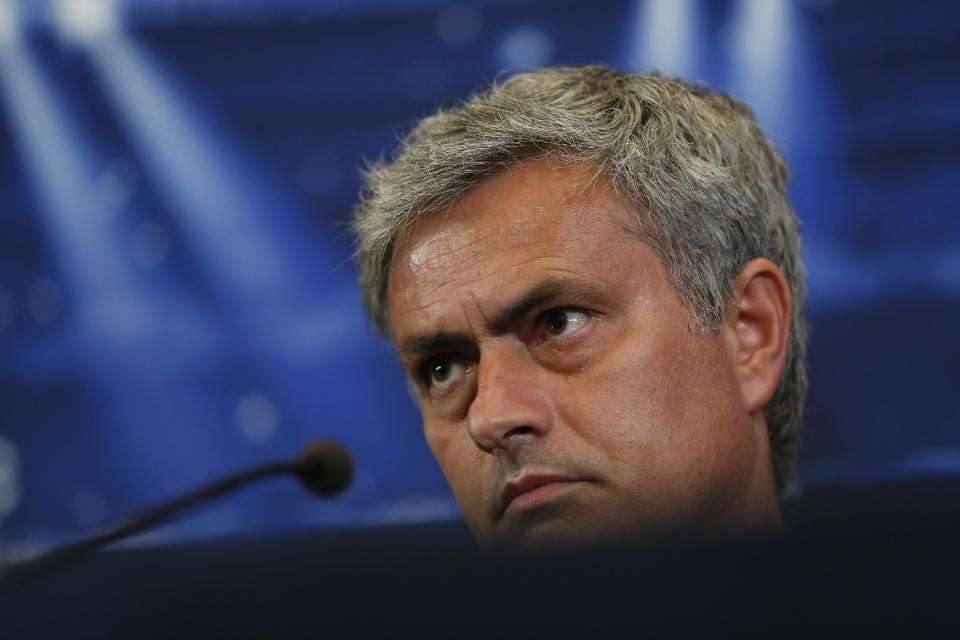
[0,0,958,551]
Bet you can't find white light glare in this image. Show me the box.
[0,0,19,45]
[54,0,118,44]
[640,0,694,77]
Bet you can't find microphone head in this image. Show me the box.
[296,440,354,497]
[297,440,353,496]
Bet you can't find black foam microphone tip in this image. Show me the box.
[296,440,354,496]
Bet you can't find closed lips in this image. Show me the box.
[499,474,578,513]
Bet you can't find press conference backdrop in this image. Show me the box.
[0,0,957,552]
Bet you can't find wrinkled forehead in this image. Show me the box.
[384,160,643,333]
[400,160,633,253]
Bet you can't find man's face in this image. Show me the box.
[387,158,776,548]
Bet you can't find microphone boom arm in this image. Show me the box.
[1,441,352,588]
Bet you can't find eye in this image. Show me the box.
[421,355,467,389]
[541,308,590,339]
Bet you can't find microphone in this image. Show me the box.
[0,440,353,587]
[296,440,354,496]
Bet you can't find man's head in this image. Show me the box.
[352,65,806,548]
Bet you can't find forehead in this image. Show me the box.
[386,159,641,335]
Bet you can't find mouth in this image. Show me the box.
[499,474,581,516]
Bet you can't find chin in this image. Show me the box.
[484,518,637,552]
[481,509,761,551]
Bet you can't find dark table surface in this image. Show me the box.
[3,474,960,638]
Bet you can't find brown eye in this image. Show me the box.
[422,355,465,389]
[543,309,589,338]
[430,359,451,383]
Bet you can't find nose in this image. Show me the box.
[466,345,555,453]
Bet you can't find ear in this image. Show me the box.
[723,258,792,415]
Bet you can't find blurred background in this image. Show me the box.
[0,0,957,552]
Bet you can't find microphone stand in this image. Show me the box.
[1,442,352,589]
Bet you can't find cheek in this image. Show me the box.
[570,329,683,463]
[424,422,487,519]
[668,334,751,459]
[569,325,750,490]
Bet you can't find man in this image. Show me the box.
[352,65,807,549]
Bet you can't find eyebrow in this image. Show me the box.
[398,331,474,362]
[397,277,601,361]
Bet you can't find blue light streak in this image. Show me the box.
[629,0,697,78]
[0,34,226,517]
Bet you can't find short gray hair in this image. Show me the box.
[351,65,807,493]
